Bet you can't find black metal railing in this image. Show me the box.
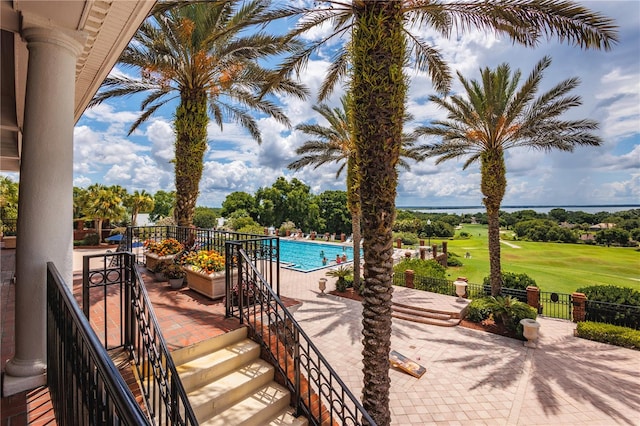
[392,272,573,319]
[539,291,572,320]
[585,300,640,329]
[81,251,197,425]
[47,261,150,425]
[125,226,267,255]
[229,243,376,426]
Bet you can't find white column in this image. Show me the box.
[3,26,84,396]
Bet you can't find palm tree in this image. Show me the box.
[83,184,126,242]
[288,95,424,291]
[414,56,602,296]
[89,1,307,226]
[125,190,155,226]
[268,2,616,424]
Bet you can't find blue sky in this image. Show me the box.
[24,1,640,208]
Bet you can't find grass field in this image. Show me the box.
[440,224,639,294]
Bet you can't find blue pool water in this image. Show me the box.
[279,239,360,272]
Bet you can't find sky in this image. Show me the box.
[20,1,640,208]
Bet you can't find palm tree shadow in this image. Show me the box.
[294,294,364,344]
[294,293,425,345]
[529,335,640,424]
[430,328,640,424]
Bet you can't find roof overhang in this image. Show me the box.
[0,0,156,172]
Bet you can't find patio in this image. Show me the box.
[2,248,639,425]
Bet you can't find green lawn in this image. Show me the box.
[442,224,639,294]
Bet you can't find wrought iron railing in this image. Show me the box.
[81,251,198,425]
[585,300,640,329]
[46,262,150,425]
[539,291,572,320]
[228,243,376,426]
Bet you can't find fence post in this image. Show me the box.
[526,286,541,313]
[396,238,402,249]
[571,292,587,323]
[432,244,438,259]
[405,270,415,289]
[419,248,426,260]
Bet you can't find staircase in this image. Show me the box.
[172,327,308,426]
[392,301,466,327]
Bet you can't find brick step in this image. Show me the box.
[392,311,460,327]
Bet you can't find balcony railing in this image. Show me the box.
[81,251,197,425]
[228,242,377,426]
[46,261,150,425]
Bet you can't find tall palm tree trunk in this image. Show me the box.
[174,90,208,226]
[347,155,362,290]
[481,150,506,296]
[352,2,405,425]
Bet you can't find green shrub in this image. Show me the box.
[576,321,640,350]
[483,271,538,290]
[458,231,471,238]
[576,285,640,306]
[83,233,100,246]
[326,265,353,292]
[392,231,419,246]
[394,259,446,279]
[447,256,463,267]
[487,296,538,336]
[466,298,493,322]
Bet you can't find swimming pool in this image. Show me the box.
[278,239,361,272]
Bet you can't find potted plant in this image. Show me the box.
[182,249,228,299]
[326,265,353,292]
[144,238,184,271]
[164,263,186,289]
[152,262,167,282]
[231,279,257,306]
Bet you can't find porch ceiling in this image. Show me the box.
[0,0,156,172]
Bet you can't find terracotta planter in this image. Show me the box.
[3,236,16,249]
[183,267,228,300]
[145,253,176,272]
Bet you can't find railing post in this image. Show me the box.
[405,270,415,289]
[527,286,541,313]
[572,292,587,322]
[124,253,134,349]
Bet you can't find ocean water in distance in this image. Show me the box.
[400,205,640,215]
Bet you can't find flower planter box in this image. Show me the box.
[183,267,228,300]
[145,253,176,272]
[3,236,16,249]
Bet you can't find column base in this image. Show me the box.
[2,372,47,397]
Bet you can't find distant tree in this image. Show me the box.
[596,228,630,246]
[316,190,351,235]
[420,220,454,239]
[149,190,175,222]
[630,228,640,242]
[227,210,260,232]
[221,192,257,220]
[124,189,154,226]
[193,207,218,229]
[549,208,569,223]
[416,57,603,296]
[254,177,320,230]
[0,176,19,221]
